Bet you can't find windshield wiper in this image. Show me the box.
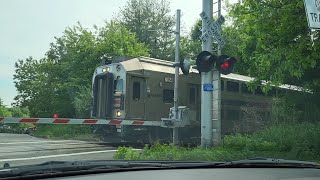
[1,158,318,178]
[0,160,174,178]
[216,157,320,168]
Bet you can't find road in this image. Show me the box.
[0,133,118,168]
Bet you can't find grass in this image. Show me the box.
[32,124,101,141]
[114,122,320,163]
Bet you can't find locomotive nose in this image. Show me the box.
[91,72,114,118]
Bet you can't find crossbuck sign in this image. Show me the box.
[199,11,225,47]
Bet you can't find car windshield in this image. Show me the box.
[0,0,320,175]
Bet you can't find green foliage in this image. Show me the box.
[118,0,175,60]
[13,21,148,117]
[271,97,303,124]
[97,21,149,58]
[180,36,201,61]
[73,86,91,118]
[0,106,12,117]
[33,124,99,140]
[9,106,30,117]
[114,123,320,162]
[223,134,277,151]
[180,19,202,61]
[0,100,32,132]
[227,0,320,92]
[113,146,140,160]
[0,99,30,118]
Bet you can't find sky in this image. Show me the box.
[0,0,237,107]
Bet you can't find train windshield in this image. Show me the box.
[114,77,124,92]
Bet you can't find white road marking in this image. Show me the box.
[0,140,83,145]
[0,150,119,162]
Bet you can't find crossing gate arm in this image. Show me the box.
[0,117,162,127]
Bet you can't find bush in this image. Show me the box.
[113,147,140,160]
[32,124,100,140]
[253,122,320,159]
[114,122,320,162]
[223,134,277,151]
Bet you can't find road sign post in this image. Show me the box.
[199,0,225,147]
[212,0,222,146]
[173,9,181,145]
[200,0,213,148]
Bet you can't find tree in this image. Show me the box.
[12,55,69,117]
[97,21,149,58]
[180,19,202,61]
[9,106,30,117]
[0,97,12,117]
[0,107,11,117]
[13,22,148,117]
[118,0,175,60]
[13,57,40,108]
[0,98,3,107]
[227,0,320,92]
[73,86,91,118]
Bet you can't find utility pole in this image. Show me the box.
[173,9,181,145]
[212,0,222,146]
[201,0,213,148]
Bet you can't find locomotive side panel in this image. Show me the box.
[126,75,146,119]
[144,71,175,122]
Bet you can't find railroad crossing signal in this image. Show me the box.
[216,55,237,75]
[196,51,237,75]
[180,57,191,75]
[199,11,225,47]
[196,51,215,73]
[173,56,191,75]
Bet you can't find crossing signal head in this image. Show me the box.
[196,51,215,73]
[216,55,237,75]
[179,56,190,75]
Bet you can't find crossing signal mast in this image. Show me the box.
[196,49,237,148]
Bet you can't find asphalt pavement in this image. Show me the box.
[0,133,117,168]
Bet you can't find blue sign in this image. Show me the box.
[203,83,214,91]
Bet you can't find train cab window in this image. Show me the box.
[241,83,251,94]
[133,82,140,100]
[163,89,174,103]
[114,78,123,92]
[226,81,239,93]
[255,86,265,96]
[189,87,196,104]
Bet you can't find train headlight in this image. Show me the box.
[116,111,121,117]
[102,67,110,72]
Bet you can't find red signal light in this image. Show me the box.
[53,114,58,118]
[216,56,237,75]
[220,62,230,70]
